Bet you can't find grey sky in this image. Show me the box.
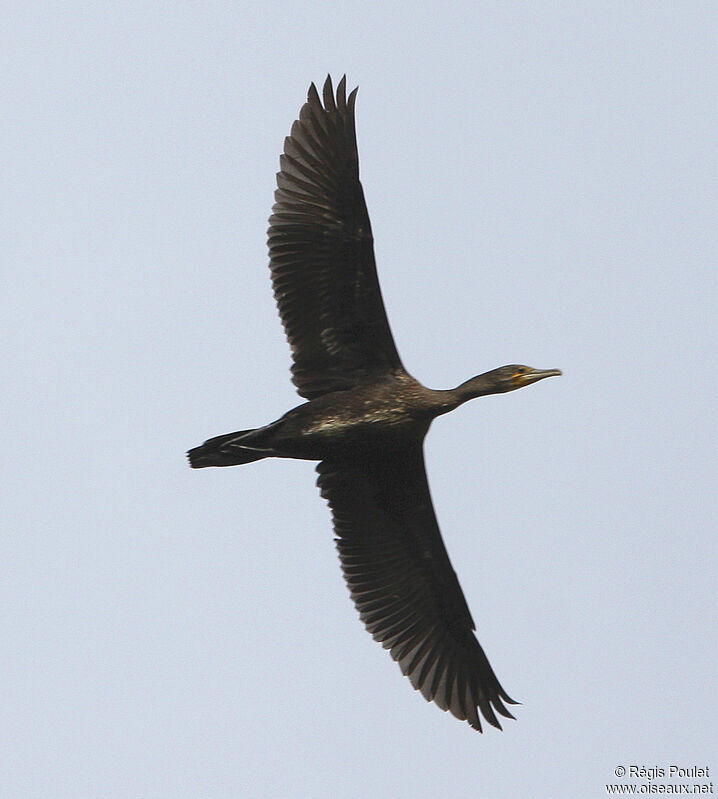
[4,2,716,797]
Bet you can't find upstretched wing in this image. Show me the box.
[316,446,517,731]
[268,75,404,400]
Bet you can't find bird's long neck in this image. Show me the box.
[431,372,500,415]
[453,372,501,401]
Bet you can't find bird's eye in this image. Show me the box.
[515,367,527,375]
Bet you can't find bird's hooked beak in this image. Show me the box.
[520,368,562,386]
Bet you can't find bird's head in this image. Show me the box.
[488,365,563,393]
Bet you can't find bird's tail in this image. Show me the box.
[187,429,268,468]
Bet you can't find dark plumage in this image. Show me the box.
[188,76,561,731]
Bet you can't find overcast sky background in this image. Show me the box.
[4,3,716,797]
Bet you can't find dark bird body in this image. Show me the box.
[188,76,561,731]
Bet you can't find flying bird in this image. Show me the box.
[188,76,561,731]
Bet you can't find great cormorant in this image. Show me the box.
[188,76,561,731]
